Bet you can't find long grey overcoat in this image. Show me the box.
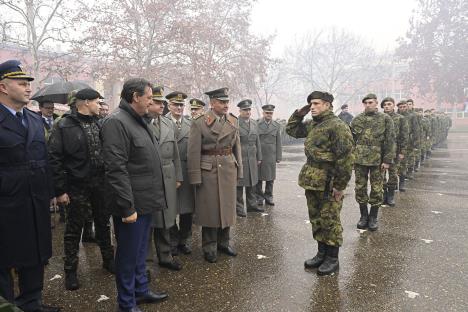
[165,113,195,214]
[187,110,243,228]
[257,118,282,181]
[237,118,262,187]
[150,116,183,229]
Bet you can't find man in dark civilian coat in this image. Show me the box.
[0,60,60,312]
[101,78,168,312]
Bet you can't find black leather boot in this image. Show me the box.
[304,242,327,269]
[368,206,379,231]
[383,187,388,205]
[387,188,395,207]
[357,204,369,229]
[399,175,406,192]
[82,222,96,243]
[317,245,339,276]
[103,258,116,274]
[65,270,79,291]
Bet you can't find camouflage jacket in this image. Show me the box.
[350,110,395,166]
[386,111,409,156]
[286,109,354,191]
[408,110,421,148]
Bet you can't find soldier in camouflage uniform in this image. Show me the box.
[286,91,354,276]
[396,100,410,191]
[350,93,395,231]
[381,97,408,206]
[48,88,114,291]
[406,99,420,178]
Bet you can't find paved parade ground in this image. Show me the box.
[42,130,468,312]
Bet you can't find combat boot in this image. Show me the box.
[317,245,339,276]
[368,206,380,231]
[103,258,116,274]
[82,222,96,243]
[65,270,79,291]
[387,188,396,207]
[407,168,414,179]
[414,161,420,172]
[357,204,369,229]
[304,242,327,269]
[399,176,406,192]
[383,187,388,205]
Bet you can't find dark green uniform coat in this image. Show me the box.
[237,117,262,187]
[257,118,282,181]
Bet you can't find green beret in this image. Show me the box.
[362,93,377,103]
[380,97,394,108]
[307,91,334,104]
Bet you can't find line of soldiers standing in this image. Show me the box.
[286,91,452,276]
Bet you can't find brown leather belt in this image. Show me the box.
[202,147,232,156]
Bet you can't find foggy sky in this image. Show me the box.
[250,0,418,56]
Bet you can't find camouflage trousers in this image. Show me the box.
[64,182,113,272]
[305,190,343,247]
[384,159,400,190]
[354,165,384,206]
[406,147,418,172]
[398,156,407,176]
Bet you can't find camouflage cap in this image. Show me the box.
[67,89,78,107]
[362,93,377,103]
[307,91,334,104]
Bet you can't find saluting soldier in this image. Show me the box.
[189,98,206,119]
[165,92,195,255]
[256,104,282,206]
[236,99,263,217]
[286,91,354,276]
[187,87,242,263]
[350,93,395,231]
[147,87,183,271]
[381,97,408,206]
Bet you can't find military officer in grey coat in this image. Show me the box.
[147,87,183,271]
[165,92,195,255]
[256,104,282,206]
[236,99,263,217]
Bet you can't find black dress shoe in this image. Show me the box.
[247,206,265,213]
[204,252,217,263]
[178,244,192,255]
[135,290,168,305]
[159,259,182,271]
[217,245,237,257]
[34,305,61,312]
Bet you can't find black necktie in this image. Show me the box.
[16,111,25,128]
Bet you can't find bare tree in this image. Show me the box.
[0,0,81,84]
[284,28,386,107]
